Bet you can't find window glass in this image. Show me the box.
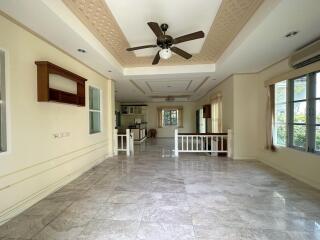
[315,126,320,151]
[90,112,101,134]
[293,101,306,123]
[275,103,286,123]
[89,86,101,134]
[293,125,306,148]
[171,111,177,125]
[89,87,100,110]
[274,81,287,146]
[163,110,177,126]
[293,76,307,101]
[291,76,307,150]
[275,123,286,146]
[316,100,320,124]
[199,108,206,133]
[275,81,287,103]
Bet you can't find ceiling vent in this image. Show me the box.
[289,39,320,69]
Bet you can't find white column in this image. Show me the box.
[126,129,130,156]
[227,129,232,158]
[114,129,118,156]
[174,128,179,157]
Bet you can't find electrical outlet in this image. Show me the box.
[53,133,59,138]
[53,132,71,138]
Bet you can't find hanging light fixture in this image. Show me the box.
[159,48,172,59]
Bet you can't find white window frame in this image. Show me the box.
[274,71,320,154]
[89,85,102,134]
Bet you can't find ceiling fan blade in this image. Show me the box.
[173,31,205,44]
[152,51,160,65]
[147,22,163,37]
[127,45,157,51]
[171,47,192,59]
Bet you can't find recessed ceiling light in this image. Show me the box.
[285,31,299,38]
[77,48,86,53]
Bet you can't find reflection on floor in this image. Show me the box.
[1,138,320,240]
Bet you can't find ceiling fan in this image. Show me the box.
[126,22,205,65]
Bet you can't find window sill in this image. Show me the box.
[0,150,11,157]
[274,145,320,156]
[90,131,102,135]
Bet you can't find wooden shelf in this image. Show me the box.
[35,61,87,106]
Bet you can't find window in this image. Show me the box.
[163,109,177,126]
[290,76,307,149]
[274,80,287,146]
[89,86,101,134]
[157,106,183,128]
[0,50,6,152]
[199,108,206,133]
[315,72,320,151]
[274,71,320,153]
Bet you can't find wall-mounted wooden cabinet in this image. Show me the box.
[203,104,211,118]
[35,61,87,106]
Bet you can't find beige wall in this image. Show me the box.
[0,14,115,224]
[232,74,259,159]
[196,57,320,189]
[195,76,235,157]
[146,102,196,138]
[203,58,320,189]
[255,59,320,190]
[195,76,234,133]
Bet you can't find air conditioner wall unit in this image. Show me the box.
[289,39,320,69]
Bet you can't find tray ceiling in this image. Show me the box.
[63,0,264,67]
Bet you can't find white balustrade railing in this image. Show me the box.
[174,129,232,157]
[114,129,134,156]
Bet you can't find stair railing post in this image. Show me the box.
[114,129,118,156]
[130,132,134,156]
[126,129,130,156]
[227,129,232,158]
[174,128,179,157]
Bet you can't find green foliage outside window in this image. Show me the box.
[163,110,177,126]
[275,74,320,151]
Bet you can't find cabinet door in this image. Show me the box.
[132,129,139,140]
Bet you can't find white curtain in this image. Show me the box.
[211,94,222,133]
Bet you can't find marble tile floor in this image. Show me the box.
[0,138,320,240]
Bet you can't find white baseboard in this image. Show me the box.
[232,156,257,160]
[259,159,320,191]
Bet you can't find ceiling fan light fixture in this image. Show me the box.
[159,48,172,60]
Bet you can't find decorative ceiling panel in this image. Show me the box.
[63,0,264,67]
